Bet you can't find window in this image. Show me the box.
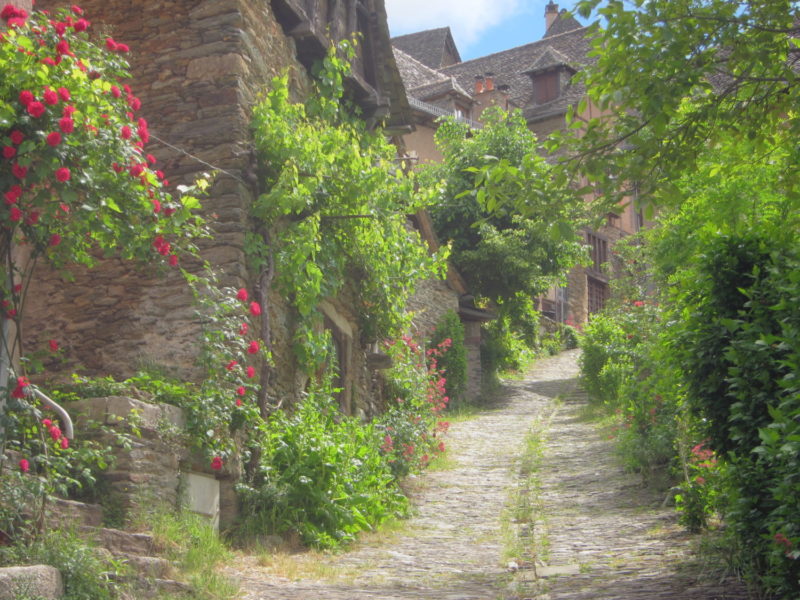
[586,232,608,273]
[588,277,609,314]
[534,71,559,104]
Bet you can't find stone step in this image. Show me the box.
[117,554,173,579]
[80,526,158,556]
[50,498,104,528]
[0,565,63,600]
[118,577,192,599]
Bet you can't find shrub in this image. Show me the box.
[428,310,467,406]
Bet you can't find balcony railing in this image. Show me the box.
[408,97,482,129]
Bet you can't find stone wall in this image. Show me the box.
[406,277,460,340]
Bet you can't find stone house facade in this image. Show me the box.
[20,0,463,416]
[393,2,643,324]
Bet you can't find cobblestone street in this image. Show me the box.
[232,350,749,600]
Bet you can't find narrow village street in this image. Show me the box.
[232,350,749,600]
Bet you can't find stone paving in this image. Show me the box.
[231,350,750,600]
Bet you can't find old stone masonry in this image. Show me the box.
[231,350,748,600]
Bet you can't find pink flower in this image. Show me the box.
[42,419,52,427]
[247,340,260,355]
[62,105,76,117]
[633,300,645,307]
[9,206,22,222]
[9,130,24,145]
[55,40,70,56]
[57,87,71,102]
[27,101,46,118]
[225,360,238,371]
[235,398,242,407]
[129,163,144,177]
[4,185,21,205]
[73,18,88,32]
[239,322,248,336]
[18,90,34,106]
[11,163,27,179]
[105,37,117,51]
[249,301,261,316]
[116,43,130,53]
[55,167,71,182]
[42,88,59,106]
[59,117,74,134]
[49,426,62,441]
[18,458,29,473]
[71,5,84,15]
[128,96,141,111]
[146,154,157,165]
[110,85,121,98]
[60,437,69,449]
[152,198,161,214]
[2,146,16,159]
[236,288,248,302]
[246,366,256,378]
[49,339,59,351]
[236,386,246,397]
[46,132,62,147]
[120,125,132,139]
[210,456,223,471]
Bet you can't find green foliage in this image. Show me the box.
[424,107,584,306]
[428,310,467,406]
[250,42,445,373]
[235,376,408,549]
[0,528,123,600]
[563,0,800,210]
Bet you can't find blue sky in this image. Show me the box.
[386,0,590,60]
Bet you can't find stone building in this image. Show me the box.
[22,0,451,416]
[393,2,643,324]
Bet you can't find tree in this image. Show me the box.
[424,107,584,311]
[558,0,800,211]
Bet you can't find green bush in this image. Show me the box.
[428,310,467,406]
[579,312,630,406]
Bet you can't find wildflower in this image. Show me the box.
[18,458,29,473]
[210,456,223,471]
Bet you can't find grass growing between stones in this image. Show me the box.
[500,407,554,571]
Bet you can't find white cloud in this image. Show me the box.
[386,0,535,49]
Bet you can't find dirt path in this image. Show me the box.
[231,350,748,600]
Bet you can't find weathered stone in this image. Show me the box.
[50,498,103,528]
[69,396,185,432]
[0,566,63,600]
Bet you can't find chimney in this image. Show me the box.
[484,72,495,92]
[545,1,559,31]
[474,75,485,94]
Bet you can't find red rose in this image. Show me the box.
[168,254,178,267]
[73,18,88,31]
[18,458,29,473]
[49,234,61,247]
[110,85,121,98]
[18,90,34,106]
[225,360,238,371]
[129,163,145,177]
[210,456,223,471]
[62,105,76,117]
[239,322,248,336]
[2,146,16,159]
[54,21,67,36]
[42,57,58,66]
[128,96,141,111]
[26,211,40,225]
[71,5,83,15]
[247,340,260,354]
[59,117,74,134]
[236,288,248,302]
[120,125,132,139]
[11,376,29,398]
[27,101,46,118]
[9,130,23,145]
[152,198,161,213]
[42,418,52,427]
[116,43,130,53]
[49,425,62,441]
[56,40,70,55]
[57,87,71,102]
[249,301,261,316]
[60,437,69,449]
[146,154,157,165]
[46,132,62,147]
[43,88,59,105]
[1,4,26,20]
[105,37,117,51]
[236,386,246,397]
[11,163,27,179]
[55,167,71,182]
[9,206,22,221]
[235,398,242,407]
[246,366,256,378]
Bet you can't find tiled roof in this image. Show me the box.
[391,27,461,69]
[393,47,472,102]
[523,46,574,74]
[544,10,584,38]
[440,25,592,119]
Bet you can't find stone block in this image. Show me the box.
[70,396,185,432]
[186,53,246,81]
[0,565,63,600]
[182,472,220,531]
